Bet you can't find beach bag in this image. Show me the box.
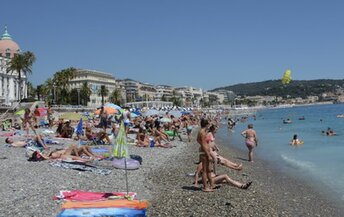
[26,147,43,161]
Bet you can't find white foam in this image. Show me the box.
[281,154,314,170]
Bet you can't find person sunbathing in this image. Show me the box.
[5,137,27,148]
[212,174,252,190]
[5,135,48,149]
[42,144,96,162]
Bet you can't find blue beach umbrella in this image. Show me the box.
[130,113,138,118]
[105,103,122,110]
[75,118,83,136]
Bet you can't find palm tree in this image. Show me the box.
[109,88,122,106]
[6,51,36,101]
[98,85,109,105]
[27,81,36,99]
[80,82,92,106]
[41,78,55,104]
[52,67,77,104]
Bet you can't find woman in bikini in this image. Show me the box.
[43,144,96,162]
[241,124,258,162]
[196,118,214,192]
[21,108,36,137]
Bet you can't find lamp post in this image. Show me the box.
[53,83,56,105]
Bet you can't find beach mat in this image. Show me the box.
[61,199,149,210]
[57,207,147,217]
[49,161,112,175]
[54,190,137,201]
[91,148,109,153]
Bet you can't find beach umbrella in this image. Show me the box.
[181,111,191,115]
[160,117,172,123]
[142,109,159,117]
[36,107,48,117]
[168,110,183,118]
[15,109,25,116]
[94,107,118,115]
[75,118,83,136]
[112,121,129,158]
[104,103,122,110]
[130,113,138,118]
[59,112,88,121]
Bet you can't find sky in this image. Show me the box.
[1,0,344,90]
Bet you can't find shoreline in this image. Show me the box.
[148,126,344,216]
[0,126,343,216]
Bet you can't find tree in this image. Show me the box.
[36,85,43,101]
[80,82,92,106]
[41,78,55,104]
[27,81,36,99]
[109,88,122,106]
[161,94,167,101]
[52,67,77,104]
[98,85,109,105]
[6,51,36,101]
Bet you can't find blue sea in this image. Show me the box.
[216,103,344,202]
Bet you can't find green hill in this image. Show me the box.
[212,79,344,98]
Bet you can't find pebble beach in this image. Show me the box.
[0,128,343,217]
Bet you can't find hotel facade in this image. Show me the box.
[0,27,28,105]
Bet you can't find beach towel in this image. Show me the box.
[57,207,146,217]
[49,161,112,175]
[44,138,62,145]
[54,190,136,201]
[91,148,109,153]
[61,199,149,209]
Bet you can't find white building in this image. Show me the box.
[69,69,118,107]
[0,26,27,105]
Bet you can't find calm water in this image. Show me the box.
[217,104,344,202]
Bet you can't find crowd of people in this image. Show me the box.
[1,103,260,192]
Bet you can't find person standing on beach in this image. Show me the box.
[21,108,36,137]
[47,105,54,128]
[197,118,214,192]
[99,106,108,131]
[241,124,258,162]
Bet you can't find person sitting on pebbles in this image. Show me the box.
[136,127,173,148]
[85,125,111,144]
[207,125,243,171]
[59,121,74,138]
